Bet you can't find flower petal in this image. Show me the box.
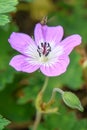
[40,55,70,77]
[34,23,45,45]
[34,23,63,47]
[9,55,40,73]
[60,34,82,55]
[8,32,35,55]
[45,25,64,47]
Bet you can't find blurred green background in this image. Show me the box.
[0,0,87,130]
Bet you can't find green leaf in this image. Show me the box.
[17,85,39,104]
[62,91,84,112]
[16,72,44,104]
[0,0,18,7]
[0,24,18,90]
[0,115,10,130]
[0,0,18,26]
[0,15,10,26]
[19,0,33,2]
[44,105,87,130]
[0,6,16,14]
[0,74,35,122]
[61,51,83,89]
[0,0,18,13]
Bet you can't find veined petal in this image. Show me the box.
[48,45,64,60]
[40,55,70,77]
[34,23,46,45]
[8,32,35,55]
[45,25,64,47]
[9,55,40,73]
[59,34,81,55]
[34,23,63,47]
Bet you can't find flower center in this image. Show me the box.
[37,42,51,57]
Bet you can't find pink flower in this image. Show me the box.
[8,23,81,77]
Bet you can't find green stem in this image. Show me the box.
[33,76,49,130]
[33,111,42,130]
[47,88,64,105]
[41,76,49,93]
[53,88,64,95]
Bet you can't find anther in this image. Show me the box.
[37,46,40,49]
[41,43,43,47]
[48,43,50,47]
[44,42,46,46]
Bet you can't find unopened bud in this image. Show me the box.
[62,92,84,112]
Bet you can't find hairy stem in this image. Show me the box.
[53,88,64,95]
[33,76,49,130]
[47,88,64,106]
[33,111,42,130]
[41,76,49,93]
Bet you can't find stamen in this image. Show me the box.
[41,43,44,47]
[44,42,46,46]
[48,43,50,47]
[45,52,49,56]
[37,46,41,57]
[37,42,51,57]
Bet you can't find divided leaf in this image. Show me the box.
[0,0,18,26]
[0,115,10,130]
[0,15,10,26]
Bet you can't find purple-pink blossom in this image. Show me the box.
[8,23,81,77]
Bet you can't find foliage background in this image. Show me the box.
[0,0,87,130]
